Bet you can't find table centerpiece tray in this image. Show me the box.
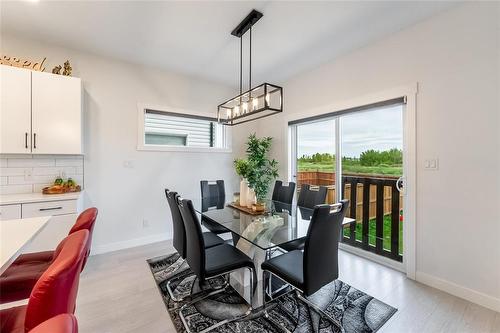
[227,202,265,215]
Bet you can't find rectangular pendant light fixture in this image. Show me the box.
[217,10,283,126]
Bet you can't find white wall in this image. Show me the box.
[1,34,238,253]
[234,3,500,310]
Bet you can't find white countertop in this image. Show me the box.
[0,192,82,205]
[0,216,50,275]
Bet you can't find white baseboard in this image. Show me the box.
[91,232,171,255]
[416,271,500,313]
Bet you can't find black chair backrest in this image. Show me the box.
[200,180,225,211]
[303,199,349,296]
[297,184,327,209]
[178,198,207,282]
[271,180,296,204]
[165,189,186,259]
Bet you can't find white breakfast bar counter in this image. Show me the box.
[0,216,50,275]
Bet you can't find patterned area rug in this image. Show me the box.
[147,253,396,333]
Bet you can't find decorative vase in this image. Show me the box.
[247,188,256,208]
[239,180,248,207]
[252,202,266,212]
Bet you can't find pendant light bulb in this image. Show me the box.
[252,98,258,110]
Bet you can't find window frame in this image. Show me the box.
[137,104,232,153]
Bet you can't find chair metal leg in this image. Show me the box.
[166,268,193,302]
[167,269,230,303]
[178,266,255,333]
[262,270,343,333]
[295,291,344,333]
[262,270,270,317]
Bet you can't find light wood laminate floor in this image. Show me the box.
[75,241,500,333]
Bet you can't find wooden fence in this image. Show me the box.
[297,171,403,220]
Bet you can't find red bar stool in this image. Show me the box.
[0,230,88,333]
[0,208,98,304]
[28,314,78,333]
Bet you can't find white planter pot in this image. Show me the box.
[239,180,248,207]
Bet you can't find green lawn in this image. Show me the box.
[298,160,402,176]
[343,215,403,254]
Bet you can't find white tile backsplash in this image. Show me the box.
[7,158,55,168]
[0,155,84,194]
[55,158,84,167]
[0,167,29,176]
[0,184,33,195]
[32,166,77,176]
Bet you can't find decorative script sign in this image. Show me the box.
[0,55,46,72]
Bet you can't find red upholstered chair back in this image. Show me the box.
[24,230,88,332]
[68,208,98,269]
[28,314,78,333]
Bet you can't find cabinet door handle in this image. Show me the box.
[25,132,28,149]
[33,133,37,149]
[39,207,63,212]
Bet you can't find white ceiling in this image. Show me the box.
[1,1,457,88]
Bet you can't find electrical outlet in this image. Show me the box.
[142,219,149,228]
[24,169,33,181]
[123,160,134,169]
[60,170,66,179]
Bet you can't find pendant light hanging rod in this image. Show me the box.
[249,26,252,93]
[239,36,243,96]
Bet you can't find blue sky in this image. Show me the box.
[297,104,403,158]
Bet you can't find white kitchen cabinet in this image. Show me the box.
[32,71,82,154]
[21,199,77,218]
[0,65,82,155]
[0,204,22,220]
[0,66,32,154]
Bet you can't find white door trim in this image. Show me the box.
[285,83,418,279]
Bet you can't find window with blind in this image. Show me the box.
[139,108,229,151]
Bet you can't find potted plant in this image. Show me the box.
[245,134,279,212]
[234,158,250,206]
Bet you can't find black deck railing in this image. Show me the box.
[341,175,402,262]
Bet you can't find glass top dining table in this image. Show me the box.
[191,198,355,251]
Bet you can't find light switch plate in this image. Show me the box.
[424,158,439,170]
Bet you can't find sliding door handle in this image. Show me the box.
[25,132,28,149]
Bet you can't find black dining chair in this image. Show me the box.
[200,180,229,234]
[164,189,225,301]
[178,198,256,331]
[261,200,349,330]
[297,184,328,209]
[277,206,315,253]
[271,180,296,204]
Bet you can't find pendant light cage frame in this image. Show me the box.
[218,83,283,126]
[217,10,283,126]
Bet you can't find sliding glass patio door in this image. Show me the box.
[290,101,405,263]
[295,119,336,199]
